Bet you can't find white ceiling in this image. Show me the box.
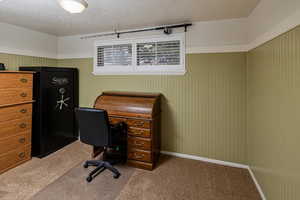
[0,0,260,36]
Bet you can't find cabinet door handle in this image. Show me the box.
[18,152,25,159]
[19,123,27,128]
[20,78,28,83]
[20,109,27,114]
[19,138,26,143]
[20,93,27,97]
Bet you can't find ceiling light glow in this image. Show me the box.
[58,0,88,14]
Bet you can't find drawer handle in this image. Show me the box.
[19,123,27,128]
[19,152,25,159]
[19,138,26,143]
[20,93,27,97]
[20,78,28,83]
[134,141,145,146]
[20,109,27,114]
[134,121,145,126]
[134,153,144,159]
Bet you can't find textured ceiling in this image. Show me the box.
[0,0,260,36]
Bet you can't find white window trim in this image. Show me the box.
[93,33,186,75]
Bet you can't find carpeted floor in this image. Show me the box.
[0,141,91,200]
[0,141,261,200]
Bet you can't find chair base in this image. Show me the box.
[83,160,121,182]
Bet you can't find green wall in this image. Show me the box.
[58,53,247,164]
[0,53,57,70]
[247,26,300,200]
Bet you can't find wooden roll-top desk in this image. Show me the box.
[94,91,161,170]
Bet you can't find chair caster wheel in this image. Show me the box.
[113,173,120,179]
[86,176,93,182]
[83,163,88,168]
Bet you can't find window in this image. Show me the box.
[97,44,132,67]
[93,33,185,75]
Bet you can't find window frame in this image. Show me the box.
[93,33,186,75]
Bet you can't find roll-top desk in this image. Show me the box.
[94,91,161,170]
[0,71,34,174]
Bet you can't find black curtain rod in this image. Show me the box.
[80,23,192,39]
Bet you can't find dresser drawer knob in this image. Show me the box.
[134,153,144,159]
[19,138,26,143]
[19,123,27,128]
[20,93,27,97]
[134,141,145,146]
[18,152,25,159]
[134,121,145,126]
[20,109,27,114]
[20,78,28,83]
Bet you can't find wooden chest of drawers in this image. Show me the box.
[94,91,161,170]
[0,71,34,174]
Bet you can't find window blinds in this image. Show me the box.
[137,40,180,66]
[97,44,132,67]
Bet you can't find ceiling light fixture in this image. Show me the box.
[57,0,88,14]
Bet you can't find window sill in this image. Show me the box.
[92,69,186,76]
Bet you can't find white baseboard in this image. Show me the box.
[160,151,266,200]
[161,151,248,169]
[247,167,266,200]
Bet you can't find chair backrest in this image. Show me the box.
[75,107,111,147]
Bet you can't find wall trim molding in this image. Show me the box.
[186,45,248,54]
[246,10,300,51]
[0,46,57,59]
[160,151,266,200]
[161,151,248,169]
[247,167,267,200]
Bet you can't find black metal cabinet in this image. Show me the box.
[19,67,79,158]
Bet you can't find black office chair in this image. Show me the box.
[75,108,127,182]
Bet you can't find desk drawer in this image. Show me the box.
[0,73,33,89]
[0,103,32,122]
[128,127,151,138]
[0,117,31,139]
[0,88,32,105]
[0,132,31,154]
[127,119,150,129]
[128,136,151,151]
[0,144,31,174]
[109,117,126,124]
[128,148,152,162]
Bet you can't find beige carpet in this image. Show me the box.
[30,155,261,200]
[30,164,135,200]
[0,141,91,200]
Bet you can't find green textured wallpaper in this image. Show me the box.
[0,53,57,70]
[247,26,300,200]
[58,53,247,164]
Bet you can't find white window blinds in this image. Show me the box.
[96,44,132,67]
[137,40,180,66]
[94,33,185,75]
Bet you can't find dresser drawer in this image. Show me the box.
[128,127,151,138]
[0,117,32,139]
[0,104,32,122]
[127,119,150,129]
[0,88,32,105]
[0,144,31,174]
[0,73,33,89]
[0,132,31,154]
[128,136,151,151]
[128,148,152,162]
